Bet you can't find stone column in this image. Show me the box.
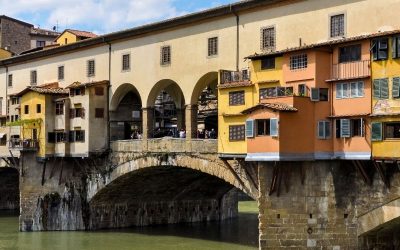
[142,107,154,140]
[185,104,198,139]
[176,108,185,131]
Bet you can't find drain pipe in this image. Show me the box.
[230,4,240,71]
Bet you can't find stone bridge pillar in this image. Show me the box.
[185,104,198,139]
[142,107,154,140]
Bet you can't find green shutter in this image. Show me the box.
[325,121,331,138]
[371,122,383,141]
[381,78,389,99]
[392,37,397,59]
[393,77,400,98]
[373,79,381,98]
[340,119,351,138]
[310,88,319,101]
[270,118,278,137]
[246,119,254,138]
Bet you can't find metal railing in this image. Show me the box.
[9,138,39,151]
[220,70,250,84]
[331,60,370,80]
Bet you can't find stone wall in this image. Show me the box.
[258,161,400,250]
[0,167,19,210]
[0,17,32,54]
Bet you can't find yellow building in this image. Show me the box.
[12,84,69,158]
[0,48,12,59]
[371,32,400,159]
[55,29,97,45]
[218,55,284,157]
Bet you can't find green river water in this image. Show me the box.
[0,201,258,250]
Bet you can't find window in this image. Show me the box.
[30,70,37,85]
[229,91,245,105]
[393,77,400,98]
[256,119,278,137]
[336,119,364,138]
[95,87,104,96]
[122,54,130,71]
[70,108,85,119]
[48,132,55,143]
[229,125,245,141]
[371,122,383,141]
[55,102,64,115]
[24,105,29,114]
[69,130,85,142]
[36,104,41,113]
[330,14,345,38]
[87,60,95,77]
[337,82,364,99]
[246,119,254,138]
[261,57,275,70]
[339,44,361,63]
[8,74,12,87]
[161,46,171,65]
[384,122,400,139]
[64,38,68,45]
[373,78,389,99]
[392,36,400,59]
[208,37,218,56]
[260,87,293,100]
[11,97,19,105]
[261,26,275,51]
[55,131,66,143]
[290,54,307,70]
[372,38,389,61]
[58,66,64,80]
[36,40,45,47]
[317,121,331,139]
[70,88,85,96]
[311,88,329,101]
[95,108,104,118]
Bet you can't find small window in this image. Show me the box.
[372,38,389,61]
[70,88,84,96]
[55,102,64,115]
[260,87,292,100]
[384,122,400,139]
[208,37,218,56]
[229,91,245,106]
[330,14,345,38]
[55,131,66,143]
[75,130,85,142]
[392,77,400,98]
[260,26,275,51]
[24,105,29,114]
[58,66,64,80]
[30,70,37,85]
[122,54,130,71]
[337,82,364,99]
[256,119,278,137]
[36,104,41,113]
[229,125,245,141]
[8,74,12,87]
[290,54,307,70]
[64,38,68,45]
[161,46,171,65]
[371,122,383,141]
[36,40,45,47]
[336,119,364,138]
[318,121,331,139]
[298,84,307,96]
[95,87,104,96]
[70,108,85,119]
[373,78,389,99]
[261,57,275,70]
[392,36,400,59]
[339,44,361,63]
[311,88,329,101]
[87,60,95,77]
[48,132,55,143]
[95,108,104,118]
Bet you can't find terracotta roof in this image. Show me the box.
[241,103,298,114]
[328,113,370,118]
[14,86,69,97]
[218,81,253,89]
[247,29,400,60]
[66,80,109,89]
[66,29,97,39]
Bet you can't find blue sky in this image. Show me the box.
[0,0,238,35]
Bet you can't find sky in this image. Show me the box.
[0,0,239,35]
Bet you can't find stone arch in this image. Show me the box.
[110,83,142,112]
[190,72,218,105]
[146,79,185,109]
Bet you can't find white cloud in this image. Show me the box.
[0,0,185,34]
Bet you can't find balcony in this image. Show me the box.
[329,60,370,81]
[9,138,39,151]
[219,70,251,88]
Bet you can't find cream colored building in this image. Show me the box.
[0,0,399,159]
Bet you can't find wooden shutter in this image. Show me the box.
[393,77,400,98]
[317,121,325,139]
[270,118,278,137]
[360,118,364,137]
[373,79,380,98]
[310,88,319,101]
[392,37,397,59]
[381,78,389,99]
[372,40,378,61]
[246,119,254,138]
[371,122,383,141]
[340,119,351,138]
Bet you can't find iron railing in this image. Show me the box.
[331,60,370,80]
[9,138,39,151]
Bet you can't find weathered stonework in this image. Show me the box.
[0,167,19,210]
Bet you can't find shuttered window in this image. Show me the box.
[122,54,130,71]
[58,66,64,80]
[8,74,12,87]
[161,46,171,65]
[393,77,400,98]
[87,60,95,77]
[317,121,331,139]
[371,122,383,141]
[30,70,37,85]
[256,119,278,137]
[336,119,364,138]
[208,37,218,56]
[340,119,351,138]
[373,78,389,99]
[260,26,275,51]
[372,38,389,61]
[392,36,400,59]
[270,118,278,137]
[229,125,245,141]
[246,119,254,138]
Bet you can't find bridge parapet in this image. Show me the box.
[111,138,217,154]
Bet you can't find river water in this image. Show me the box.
[0,201,258,250]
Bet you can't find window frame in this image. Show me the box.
[336,81,364,99]
[330,13,346,38]
[260,57,275,70]
[30,70,37,85]
[290,53,308,70]
[392,36,400,59]
[36,104,41,114]
[317,120,331,139]
[160,45,171,66]
[55,102,64,115]
[207,36,218,57]
[8,74,12,87]
[95,108,104,118]
[384,122,400,140]
[122,53,131,71]
[229,125,245,141]
[372,38,389,61]
[260,25,276,51]
[338,44,361,63]
[373,78,389,100]
[229,90,245,106]
[87,59,95,77]
[58,65,65,81]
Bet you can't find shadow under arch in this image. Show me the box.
[146,79,185,109]
[110,83,142,112]
[190,72,218,105]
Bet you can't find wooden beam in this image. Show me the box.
[237,159,259,192]
[269,163,279,196]
[41,161,47,186]
[353,160,372,186]
[276,164,283,197]
[373,161,390,188]
[221,159,251,195]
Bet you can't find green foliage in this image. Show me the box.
[6,118,42,127]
